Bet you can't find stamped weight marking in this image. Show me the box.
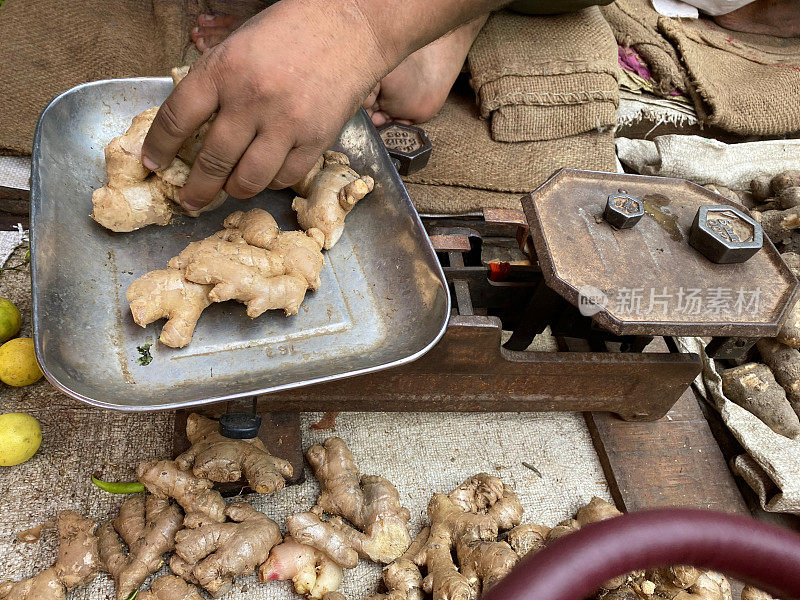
[380,127,424,153]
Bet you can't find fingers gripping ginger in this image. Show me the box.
[171,502,281,597]
[97,495,183,600]
[91,68,225,233]
[175,413,292,494]
[292,151,375,249]
[0,511,100,600]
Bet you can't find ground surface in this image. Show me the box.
[0,245,610,599]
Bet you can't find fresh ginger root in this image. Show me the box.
[365,527,429,600]
[264,437,412,599]
[136,459,227,528]
[292,150,374,249]
[97,494,183,600]
[127,208,325,348]
[175,413,292,494]
[259,535,344,600]
[301,437,412,564]
[741,586,774,600]
[505,523,549,558]
[170,502,281,597]
[138,575,204,600]
[415,473,524,600]
[0,511,100,600]
[91,68,225,233]
[722,362,800,438]
[126,268,213,348]
[757,338,800,417]
[170,209,325,318]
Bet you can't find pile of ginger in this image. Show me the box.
[1,414,755,600]
[91,67,375,349]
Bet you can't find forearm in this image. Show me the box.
[351,0,510,72]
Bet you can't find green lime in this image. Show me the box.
[0,298,21,344]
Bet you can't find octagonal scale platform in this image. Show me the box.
[522,169,799,337]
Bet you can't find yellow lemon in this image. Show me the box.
[0,297,21,344]
[0,338,43,387]
[0,412,42,466]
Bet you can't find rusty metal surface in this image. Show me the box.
[257,315,701,422]
[524,169,799,337]
[30,77,450,411]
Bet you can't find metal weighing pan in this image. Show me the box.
[30,77,450,411]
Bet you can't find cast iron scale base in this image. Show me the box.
[176,170,798,496]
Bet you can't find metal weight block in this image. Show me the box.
[378,123,433,175]
[689,205,763,264]
[603,193,644,229]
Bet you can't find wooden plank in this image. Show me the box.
[586,386,749,514]
[0,211,28,230]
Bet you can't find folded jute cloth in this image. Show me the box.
[658,18,800,137]
[616,135,800,191]
[603,0,800,137]
[601,0,687,96]
[0,0,263,155]
[467,8,619,143]
[677,337,800,516]
[403,82,617,215]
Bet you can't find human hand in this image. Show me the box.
[141,0,392,211]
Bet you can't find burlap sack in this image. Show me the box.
[659,18,800,137]
[0,0,263,155]
[467,8,619,143]
[404,83,616,215]
[616,135,800,191]
[601,0,686,96]
[677,337,800,516]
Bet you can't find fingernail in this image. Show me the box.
[142,156,159,171]
[198,13,215,23]
[192,26,201,35]
[182,198,204,212]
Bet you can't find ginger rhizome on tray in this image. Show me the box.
[292,151,375,250]
[91,67,227,233]
[126,208,325,348]
[1,420,746,600]
[120,154,373,349]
